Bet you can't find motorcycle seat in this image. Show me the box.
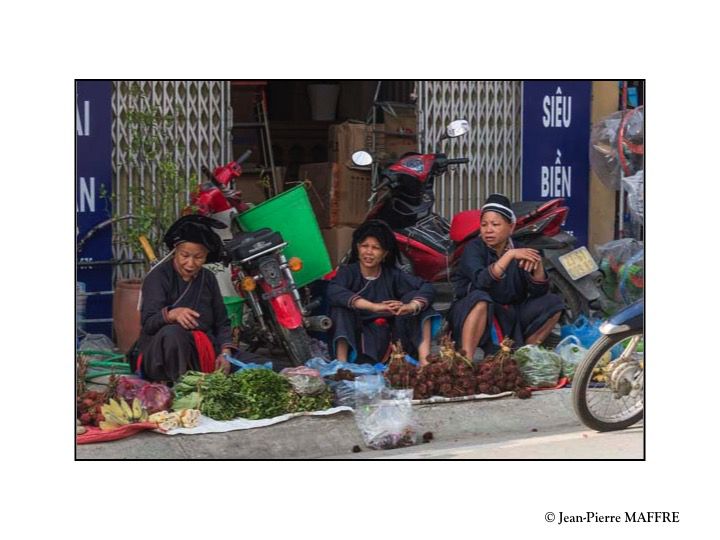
[225,228,285,261]
[512,199,564,224]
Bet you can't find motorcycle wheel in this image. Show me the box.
[547,268,586,322]
[572,329,644,432]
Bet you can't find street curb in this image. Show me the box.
[76,388,581,459]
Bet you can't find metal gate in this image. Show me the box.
[417,81,523,219]
[111,80,232,279]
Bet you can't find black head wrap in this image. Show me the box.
[481,193,516,224]
[348,219,399,268]
[163,215,227,263]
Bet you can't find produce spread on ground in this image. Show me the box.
[77,333,579,449]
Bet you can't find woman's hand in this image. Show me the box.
[511,248,541,265]
[168,307,200,330]
[215,354,231,375]
[383,300,419,316]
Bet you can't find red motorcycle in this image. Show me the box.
[191,151,330,366]
[350,120,602,320]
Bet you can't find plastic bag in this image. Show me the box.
[622,170,644,224]
[280,367,326,396]
[329,380,357,408]
[354,388,418,450]
[224,354,273,372]
[514,345,563,388]
[78,333,116,352]
[305,358,378,378]
[330,374,386,409]
[589,107,644,190]
[554,336,587,382]
[560,315,602,350]
[595,239,644,309]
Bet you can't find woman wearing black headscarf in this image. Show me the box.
[326,219,441,365]
[134,215,234,382]
[448,194,565,360]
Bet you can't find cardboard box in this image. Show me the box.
[322,226,356,267]
[236,174,270,205]
[298,162,372,228]
[329,121,384,165]
[334,166,372,226]
[384,134,418,159]
[383,103,417,136]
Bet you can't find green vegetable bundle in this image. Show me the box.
[513,345,562,387]
[233,369,293,420]
[172,369,334,421]
[287,389,333,413]
[172,371,244,420]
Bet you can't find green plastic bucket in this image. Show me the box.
[235,185,331,287]
[223,296,246,328]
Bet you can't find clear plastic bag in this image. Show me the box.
[595,239,644,309]
[280,367,326,396]
[554,336,587,382]
[622,170,644,224]
[514,345,563,388]
[78,333,118,355]
[354,388,418,450]
[589,107,644,190]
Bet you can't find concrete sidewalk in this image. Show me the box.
[77,388,583,459]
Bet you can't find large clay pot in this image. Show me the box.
[112,278,143,354]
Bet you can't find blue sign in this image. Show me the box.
[76,81,113,336]
[521,81,592,247]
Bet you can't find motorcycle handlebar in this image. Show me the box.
[372,178,390,193]
[235,149,252,165]
[446,158,469,165]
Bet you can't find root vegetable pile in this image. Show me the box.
[384,342,418,390]
[475,338,532,399]
[383,336,533,400]
[414,336,476,399]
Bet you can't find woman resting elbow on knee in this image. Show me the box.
[447,194,564,360]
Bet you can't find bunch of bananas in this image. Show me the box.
[99,398,148,430]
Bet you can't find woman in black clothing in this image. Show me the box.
[135,215,234,382]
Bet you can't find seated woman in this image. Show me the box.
[447,194,564,360]
[327,220,441,365]
[135,215,234,382]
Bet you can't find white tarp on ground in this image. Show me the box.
[161,391,519,435]
[162,406,353,435]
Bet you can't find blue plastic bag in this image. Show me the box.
[305,357,380,378]
[560,315,602,350]
[560,317,624,359]
[223,353,273,372]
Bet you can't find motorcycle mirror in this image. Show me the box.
[446,119,470,138]
[351,151,373,167]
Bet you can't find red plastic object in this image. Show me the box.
[527,376,569,392]
[76,422,158,445]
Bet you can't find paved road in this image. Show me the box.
[326,424,644,459]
